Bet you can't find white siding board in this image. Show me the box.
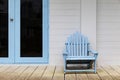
[98,4,120,10]
[50,16,80,23]
[50,11,80,16]
[97,16,120,22]
[97,0,120,3]
[97,0,120,65]
[50,0,80,3]
[81,0,96,49]
[50,0,81,65]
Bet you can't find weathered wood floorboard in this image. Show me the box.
[0,65,119,80]
[97,66,113,80]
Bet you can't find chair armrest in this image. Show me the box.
[89,49,98,55]
[63,52,68,56]
[89,49,98,58]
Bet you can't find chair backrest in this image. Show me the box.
[65,32,89,57]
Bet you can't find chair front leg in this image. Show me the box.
[94,60,96,73]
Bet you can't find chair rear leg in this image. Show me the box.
[87,60,93,69]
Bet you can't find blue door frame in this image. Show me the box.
[0,0,49,64]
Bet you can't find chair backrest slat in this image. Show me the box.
[71,35,74,56]
[79,33,81,56]
[67,37,71,56]
[76,33,79,56]
[84,37,88,56]
[81,35,84,56]
[66,32,89,57]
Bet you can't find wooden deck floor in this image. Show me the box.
[0,65,120,80]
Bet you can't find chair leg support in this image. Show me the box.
[64,73,66,80]
[94,60,96,73]
[64,59,67,80]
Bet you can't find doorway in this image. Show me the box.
[0,0,49,63]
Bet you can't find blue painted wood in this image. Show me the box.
[63,32,98,73]
[0,0,49,64]
[79,33,81,56]
[76,33,79,56]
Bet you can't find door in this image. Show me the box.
[15,0,48,63]
[0,0,49,63]
[0,0,14,63]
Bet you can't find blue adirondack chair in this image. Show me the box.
[63,32,98,74]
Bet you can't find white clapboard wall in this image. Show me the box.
[50,0,81,65]
[50,0,96,65]
[97,0,120,65]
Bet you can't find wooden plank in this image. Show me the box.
[97,66,113,80]
[79,33,81,56]
[27,66,46,80]
[101,66,120,80]
[76,32,79,56]
[85,37,88,56]
[65,73,76,80]
[87,72,101,80]
[68,37,71,56]
[76,73,88,80]
[82,35,84,56]
[0,65,119,80]
[74,33,76,56]
[4,66,19,73]
[16,66,37,80]
[41,66,55,80]
[0,66,19,80]
[0,65,10,72]
[71,35,74,56]
[110,65,120,74]
[53,66,64,80]
[8,66,28,80]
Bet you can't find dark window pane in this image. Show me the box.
[21,0,42,57]
[0,0,8,57]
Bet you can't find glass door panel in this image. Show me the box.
[0,0,48,63]
[0,0,8,57]
[15,0,48,63]
[21,0,42,57]
[0,0,14,63]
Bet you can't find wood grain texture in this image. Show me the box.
[101,66,120,80]
[97,67,113,80]
[65,73,76,80]
[76,73,88,80]
[27,66,46,80]
[53,66,64,80]
[16,66,37,80]
[40,66,55,80]
[0,65,119,80]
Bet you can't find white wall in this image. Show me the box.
[97,0,120,65]
[50,0,81,65]
[81,0,96,49]
[49,0,120,66]
[49,0,96,65]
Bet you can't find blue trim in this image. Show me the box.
[0,0,15,63]
[15,0,49,63]
[0,0,49,64]
[43,0,49,64]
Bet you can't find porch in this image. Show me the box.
[0,65,120,80]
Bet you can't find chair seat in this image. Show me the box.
[66,56,95,60]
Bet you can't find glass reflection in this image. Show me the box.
[0,0,8,57]
[21,0,42,57]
